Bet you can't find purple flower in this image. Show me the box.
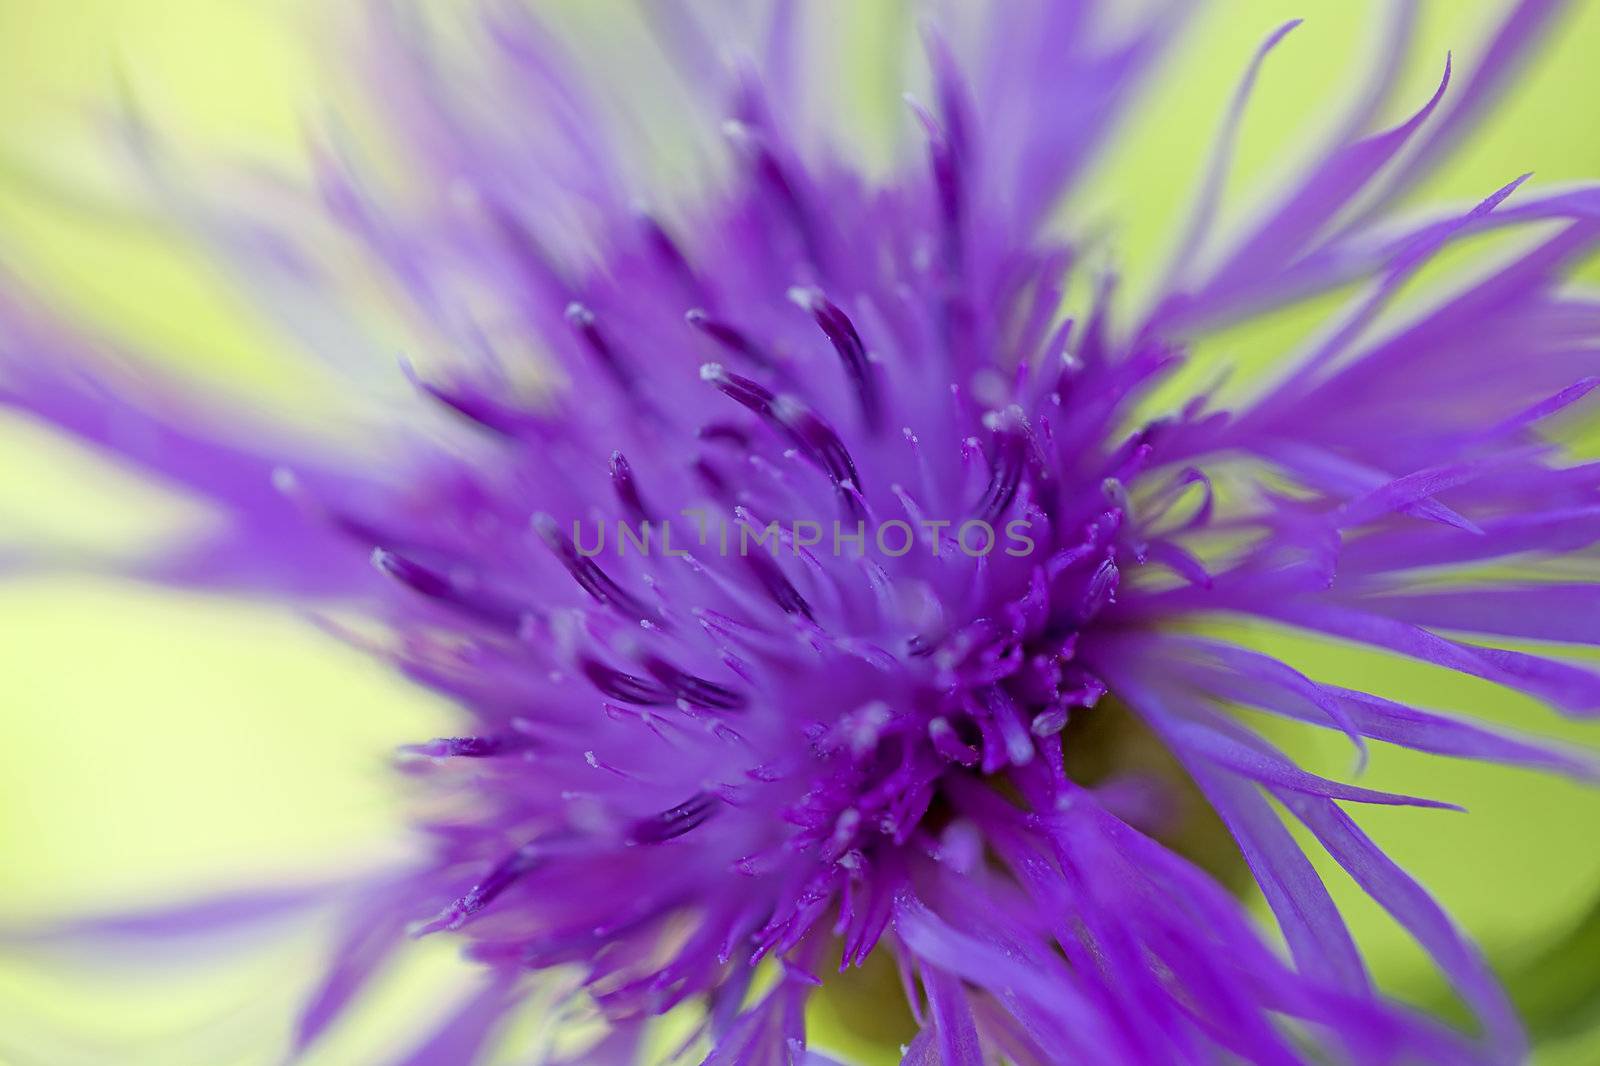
[5,2,1599,1063]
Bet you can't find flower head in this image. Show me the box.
[5,2,1599,1063]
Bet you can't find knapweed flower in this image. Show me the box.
[5,1,1600,1063]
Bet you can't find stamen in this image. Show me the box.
[403,359,536,438]
[693,456,730,498]
[977,427,1026,524]
[702,364,863,496]
[580,658,675,705]
[401,734,531,759]
[566,302,638,398]
[1030,708,1070,738]
[772,395,861,490]
[484,200,571,303]
[533,514,658,623]
[644,657,747,711]
[1080,557,1121,619]
[745,551,814,620]
[411,843,540,935]
[722,119,825,269]
[371,548,526,630]
[686,309,776,368]
[698,422,752,447]
[923,28,972,161]
[627,792,719,845]
[609,451,650,523]
[701,361,774,416]
[928,716,979,766]
[788,286,883,432]
[637,211,704,302]
[904,93,962,261]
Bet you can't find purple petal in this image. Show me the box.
[1280,792,1525,1059]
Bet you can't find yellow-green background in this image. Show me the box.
[1,2,1598,1064]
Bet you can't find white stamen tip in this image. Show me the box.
[786,285,822,310]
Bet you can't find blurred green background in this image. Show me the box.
[1,2,1598,1063]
